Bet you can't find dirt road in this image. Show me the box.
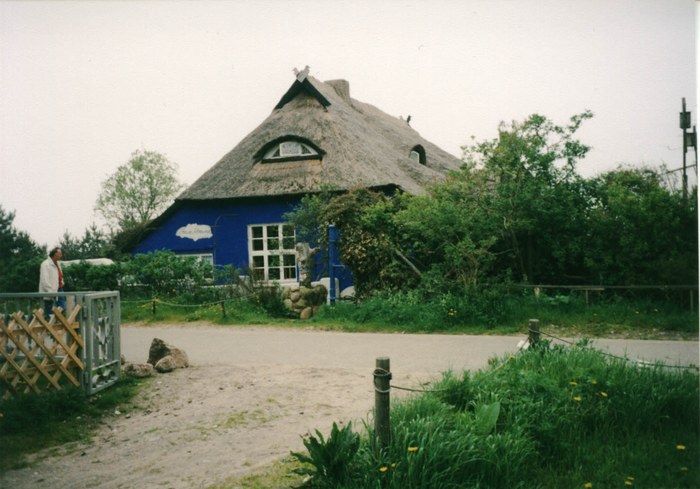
[1,323,697,489]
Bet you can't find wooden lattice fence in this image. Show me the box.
[0,292,120,398]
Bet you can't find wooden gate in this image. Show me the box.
[0,292,120,398]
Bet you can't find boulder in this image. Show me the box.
[155,355,177,373]
[299,307,314,320]
[123,362,154,378]
[148,338,189,368]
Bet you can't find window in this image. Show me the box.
[264,141,318,160]
[248,224,297,282]
[409,145,427,165]
[256,137,324,163]
[178,253,214,265]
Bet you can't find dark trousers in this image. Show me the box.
[43,288,65,318]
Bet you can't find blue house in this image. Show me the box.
[134,68,462,290]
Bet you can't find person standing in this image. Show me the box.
[39,247,65,317]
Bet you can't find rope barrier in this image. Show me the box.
[375,367,449,394]
[121,297,241,307]
[528,328,699,371]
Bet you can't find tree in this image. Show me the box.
[95,150,186,232]
[58,223,110,260]
[585,166,698,285]
[461,111,594,283]
[0,205,45,292]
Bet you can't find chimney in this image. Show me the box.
[326,79,350,102]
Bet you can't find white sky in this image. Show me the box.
[0,0,697,248]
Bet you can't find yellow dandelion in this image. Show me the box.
[676,444,686,451]
[590,380,598,385]
[599,391,608,398]
[408,446,419,453]
[379,466,388,473]
[624,481,633,486]
[584,483,593,488]
[569,381,578,386]
[626,476,635,481]
[390,463,396,468]
[680,467,689,472]
[573,396,582,402]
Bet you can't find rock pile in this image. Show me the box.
[282,283,328,319]
[122,338,190,378]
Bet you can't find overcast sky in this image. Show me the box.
[0,0,697,248]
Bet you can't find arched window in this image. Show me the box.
[409,145,426,165]
[256,136,324,163]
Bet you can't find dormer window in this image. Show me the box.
[410,145,426,165]
[266,141,316,159]
[257,136,324,163]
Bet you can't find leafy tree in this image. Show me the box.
[0,206,45,292]
[461,111,594,283]
[393,169,500,290]
[585,165,698,285]
[95,149,186,233]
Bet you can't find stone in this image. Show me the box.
[148,338,189,368]
[299,307,314,320]
[155,355,177,373]
[123,362,154,378]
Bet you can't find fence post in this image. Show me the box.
[528,319,540,345]
[374,357,391,448]
[220,300,227,318]
[152,299,157,317]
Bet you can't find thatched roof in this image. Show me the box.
[178,72,463,201]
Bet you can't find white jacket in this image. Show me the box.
[39,257,62,293]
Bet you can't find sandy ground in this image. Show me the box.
[1,323,697,489]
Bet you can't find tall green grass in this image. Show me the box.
[293,343,699,488]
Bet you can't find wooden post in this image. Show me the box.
[220,300,227,318]
[152,299,157,317]
[528,319,540,346]
[374,357,391,448]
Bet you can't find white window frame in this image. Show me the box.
[264,141,317,160]
[178,253,214,265]
[248,223,297,283]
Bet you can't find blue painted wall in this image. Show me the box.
[134,196,353,290]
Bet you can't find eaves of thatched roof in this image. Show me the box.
[178,73,462,202]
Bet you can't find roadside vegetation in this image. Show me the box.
[0,376,148,473]
[287,342,699,489]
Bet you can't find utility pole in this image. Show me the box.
[679,98,697,203]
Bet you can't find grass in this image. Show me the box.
[205,456,306,489]
[289,342,700,488]
[120,291,698,340]
[0,376,149,473]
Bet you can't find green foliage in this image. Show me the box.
[0,205,45,292]
[291,422,360,487]
[287,113,696,302]
[585,165,698,285]
[57,223,110,260]
[293,346,699,489]
[121,250,214,298]
[0,376,145,471]
[313,288,697,335]
[95,149,186,233]
[63,261,122,291]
